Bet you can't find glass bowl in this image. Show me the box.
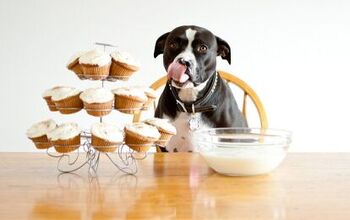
[193,128,292,176]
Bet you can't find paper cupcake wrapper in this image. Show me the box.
[43,96,58,111]
[83,100,113,117]
[155,131,174,146]
[54,93,83,114]
[109,60,139,81]
[124,129,157,152]
[142,96,156,110]
[29,135,52,149]
[51,135,80,153]
[91,134,122,153]
[82,63,111,80]
[114,95,145,114]
[67,59,85,79]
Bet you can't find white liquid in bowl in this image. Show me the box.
[200,147,286,176]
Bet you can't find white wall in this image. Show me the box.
[1,0,349,152]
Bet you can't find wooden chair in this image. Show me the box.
[133,70,268,129]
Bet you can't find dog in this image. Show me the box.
[154,25,247,152]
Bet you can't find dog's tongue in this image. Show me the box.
[167,61,189,83]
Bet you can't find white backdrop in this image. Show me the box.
[1,0,349,152]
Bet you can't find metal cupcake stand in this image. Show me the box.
[43,42,152,176]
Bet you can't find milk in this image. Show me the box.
[201,147,286,176]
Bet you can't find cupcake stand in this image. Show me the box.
[42,43,153,176]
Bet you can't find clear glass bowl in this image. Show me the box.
[193,128,292,176]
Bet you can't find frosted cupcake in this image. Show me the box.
[91,122,124,152]
[124,123,160,152]
[51,87,83,114]
[80,88,114,117]
[112,87,147,114]
[66,51,87,79]
[110,51,140,80]
[79,49,111,80]
[47,122,81,153]
[140,87,157,110]
[26,119,57,149]
[42,86,64,111]
[144,118,176,146]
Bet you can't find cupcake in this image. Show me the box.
[51,87,83,114]
[144,118,177,146]
[66,51,87,79]
[124,123,160,152]
[79,49,111,80]
[26,119,57,149]
[140,87,157,110]
[80,88,114,117]
[110,51,140,80]
[112,87,147,114]
[47,122,81,153]
[42,86,64,111]
[91,122,124,152]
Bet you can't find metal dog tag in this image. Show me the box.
[189,115,200,130]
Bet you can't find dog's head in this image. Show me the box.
[154,25,231,88]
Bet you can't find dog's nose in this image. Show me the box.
[178,58,192,68]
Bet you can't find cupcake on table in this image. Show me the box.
[110,50,140,80]
[47,122,81,153]
[124,122,160,152]
[91,122,124,153]
[80,88,114,117]
[144,118,177,147]
[26,119,57,149]
[79,49,111,80]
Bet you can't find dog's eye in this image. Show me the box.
[169,42,178,49]
[197,45,208,53]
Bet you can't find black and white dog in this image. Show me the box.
[154,25,247,152]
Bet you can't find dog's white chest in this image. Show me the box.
[165,113,211,152]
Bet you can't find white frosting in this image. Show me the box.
[144,118,177,134]
[125,123,160,139]
[112,87,147,101]
[51,87,81,101]
[26,119,57,138]
[47,122,81,141]
[110,50,139,67]
[66,51,86,67]
[42,86,67,98]
[91,122,123,143]
[80,88,114,104]
[134,86,156,97]
[79,49,111,66]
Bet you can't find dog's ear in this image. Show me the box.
[154,32,170,58]
[216,36,231,64]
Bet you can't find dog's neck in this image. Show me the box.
[171,73,215,102]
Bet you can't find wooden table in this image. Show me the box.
[0,153,349,219]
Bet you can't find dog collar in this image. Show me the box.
[168,72,218,113]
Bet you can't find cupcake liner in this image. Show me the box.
[54,93,83,114]
[142,95,156,110]
[43,96,58,111]
[51,135,81,153]
[114,95,145,114]
[124,128,157,152]
[67,59,85,80]
[155,131,174,146]
[83,100,113,117]
[29,135,52,149]
[91,134,121,153]
[109,60,139,81]
[82,63,111,80]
